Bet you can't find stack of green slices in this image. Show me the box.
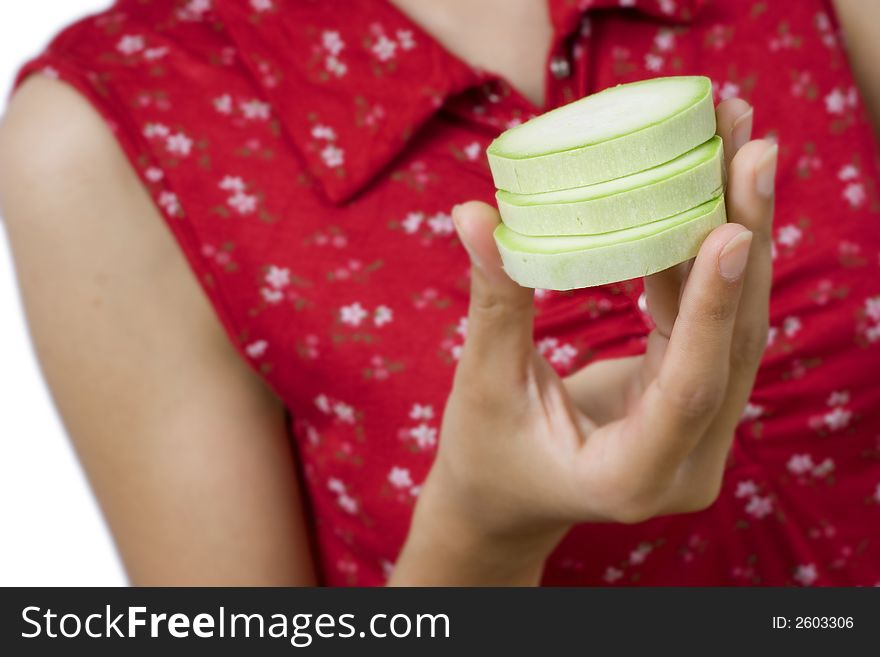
[487,76,726,290]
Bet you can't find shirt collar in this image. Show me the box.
[216,0,705,204]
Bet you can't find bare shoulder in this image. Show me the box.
[0,75,222,341]
[0,76,129,205]
[1,79,316,585]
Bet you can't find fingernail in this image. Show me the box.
[451,206,483,270]
[731,107,753,152]
[718,230,753,281]
[755,143,778,198]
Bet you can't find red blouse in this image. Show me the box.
[18,0,880,586]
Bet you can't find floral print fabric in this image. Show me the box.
[16,0,880,585]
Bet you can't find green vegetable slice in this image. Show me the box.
[496,137,723,236]
[487,76,715,195]
[495,195,727,290]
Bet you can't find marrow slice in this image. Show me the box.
[495,195,727,290]
[487,76,715,195]
[496,136,724,236]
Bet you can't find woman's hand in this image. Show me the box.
[390,100,776,585]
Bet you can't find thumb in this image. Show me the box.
[452,201,535,378]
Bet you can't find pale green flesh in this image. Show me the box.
[495,196,727,290]
[487,76,715,194]
[496,136,723,236]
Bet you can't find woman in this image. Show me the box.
[0,0,877,586]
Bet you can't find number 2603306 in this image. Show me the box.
[772,617,854,629]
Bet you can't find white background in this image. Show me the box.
[0,1,126,585]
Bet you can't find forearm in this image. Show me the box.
[833,0,880,137]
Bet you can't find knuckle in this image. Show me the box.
[731,325,769,369]
[601,474,666,525]
[470,289,531,325]
[608,495,660,524]
[674,480,723,514]
[701,294,738,324]
[661,379,725,420]
[451,365,507,410]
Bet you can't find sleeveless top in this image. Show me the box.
[17,0,880,586]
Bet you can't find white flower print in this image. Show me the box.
[658,0,676,14]
[717,81,740,101]
[328,479,358,515]
[340,302,368,327]
[741,402,764,422]
[629,543,652,565]
[143,123,170,138]
[320,31,348,77]
[735,480,758,498]
[228,191,257,215]
[333,401,355,424]
[372,35,398,62]
[396,29,416,50]
[264,265,290,289]
[213,94,233,114]
[787,454,814,476]
[322,31,344,56]
[409,423,437,450]
[311,124,337,141]
[783,316,802,338]
[823,407,852,431]
[861,296,880,344]
[178,0,211,21]
[245,339,268,358]
[117,34,145,55]
[166,132,193,157]
[240,99,271,121]
[793,564,817,586]
[261,287,283,304]
[838,164,859,181]
[603,567,624,583]
[427,212,454,235]
[654,29,675,51]
[745,495,774,519]
[776,224,803,249]
[321,144,345,168]
[374,305,393,327]
[842,183,866,208]
[812,458,834,478]
[144,47,169,61]
[388,467,413,489]
[401,212,424,234]
[157,191,181,216]
[644,54,663,72]
[250,0,273,12]
[463,142,482,161]
[536,336,558,355]
[409,404,434,421]
[827,390,850,406]
[219,175,245,192]
[549,344,578,368]
[145,167,164,183]
[824,88,846,114]
[338,495,358,514]
[314,394,331,414]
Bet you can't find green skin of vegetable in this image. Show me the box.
[487,76,716,195]
[496,136,724,236]
[495,195,727,290]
